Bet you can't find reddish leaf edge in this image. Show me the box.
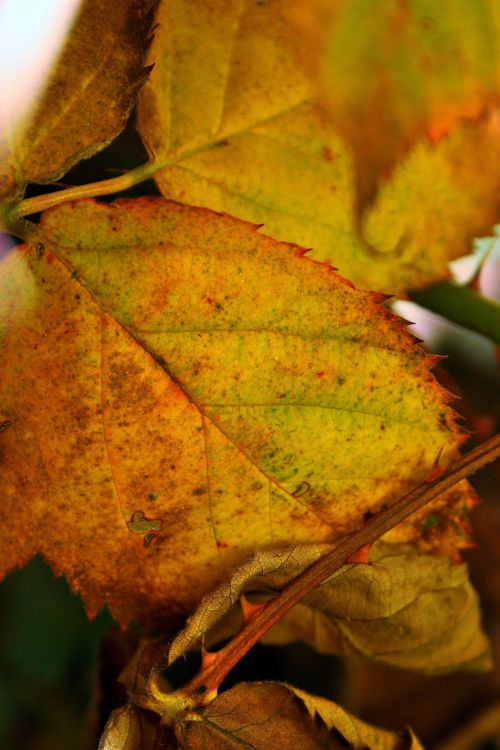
[38,194,467,438]
[34,195,468,456]
[1,195,472,620]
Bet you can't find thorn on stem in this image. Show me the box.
[347,542,372,565]
[239,593,267,623]
[426,445,447,482]
[200,637,218,670]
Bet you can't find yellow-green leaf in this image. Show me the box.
[294,0,500,214]
[0,198,472,626]
[176,681,423,750]
[137,0,500,294]
[169,541,490,674]
[137,0,310,160]
[0,0,156,205]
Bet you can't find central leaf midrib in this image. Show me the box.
[42,235,450,537]
[158,96,314,166]
[42,239,335,530]
[128,324,335,529]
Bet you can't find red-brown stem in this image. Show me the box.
[179,434,500,703]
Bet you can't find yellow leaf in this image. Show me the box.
[176,681,423,749]
[0,198,472,626]
[169,541,490,674]
[137,0,310,160]
[137,0,500,294]
[294,0,500,215]
[0,0,156,204]
[290,686,423,750]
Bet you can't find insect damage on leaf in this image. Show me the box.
[127,511,162,535]
[0,197,476,627]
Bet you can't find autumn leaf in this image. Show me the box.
[290,685,422,750]
[0,197,473,626]
[137,0,500,294]
[294,0,500,215]
[98,704,142,750]
[137,0,310,160]
[169,541,490,674]
[176,681,423,749]
[0,0,157,206]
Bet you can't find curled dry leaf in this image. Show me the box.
[0,0,157,205]
[137,0,500,294]
[293,0,500,216]
[0,198,473,626]
[98,704,143,750]
[169,541,490,674]
[176,681,423,750]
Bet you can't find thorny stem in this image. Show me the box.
[7,160,165,220]
[164,434,500,707]
[434,698,500,750]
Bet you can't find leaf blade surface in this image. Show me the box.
[295,0,500,214]
[169,541,490,673]
[177,681,423,750]
[0,197,474,625]
[0,0,157,204]
[137,0,500,294]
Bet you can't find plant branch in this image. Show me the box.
[434,698,500,750]
[7,161,166,220]
[7,134,231,223]
[410,282,500,345]
[171,434,500,705]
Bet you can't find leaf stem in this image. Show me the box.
[176,434,500,704]
[434,698,500,750]
[410,282,500,345]
[8,160,166,220]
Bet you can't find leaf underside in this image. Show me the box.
[0,0,157,204]
[170,541,490,674]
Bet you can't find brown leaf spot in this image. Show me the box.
[322,146,334,162]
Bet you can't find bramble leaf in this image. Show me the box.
[137,0,500,294]
[0,0,156,205]
[0,198,473,626]
[98,704,142,750]
[290,685,422,750]
[169,541,490,674]
[176,681,423,749]
[295,0,500,214]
